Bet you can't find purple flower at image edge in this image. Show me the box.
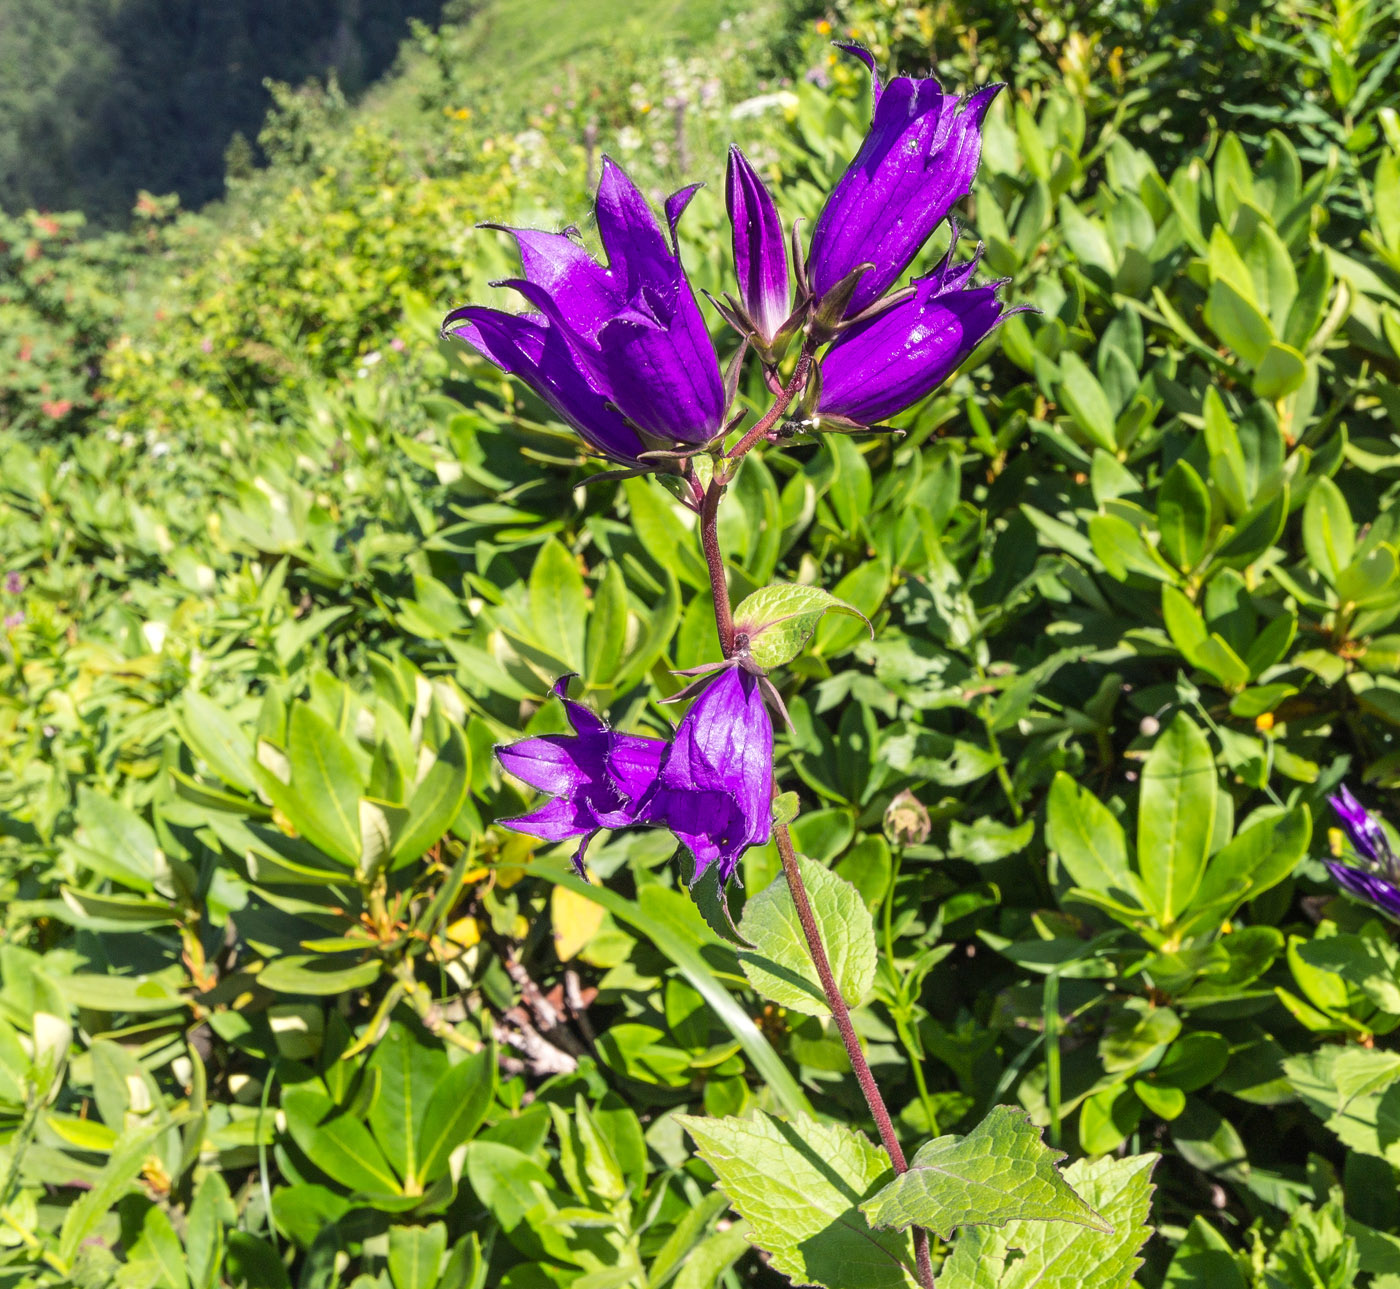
[1326,861,1400,922]
[807,42,1002,318]
[1327,786,1400,922]
[636,664,774,886]
[818,242,1014,425]
[442,158,725,467]
[496,677,666,876]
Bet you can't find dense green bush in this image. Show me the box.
[4,0,1400,1285]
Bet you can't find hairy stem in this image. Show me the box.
[727,346,814,461]
[698,414,935,1288]
[701,476,734,657]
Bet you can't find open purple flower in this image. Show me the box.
[725,146,790,350]
[637,664,773,885]
[1327,787,1400,923]
[807,44,1001,319]
[817,242,1009,425]
[496,677,666,876]
[443,158,725,467]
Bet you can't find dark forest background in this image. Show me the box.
[0,0,457,223]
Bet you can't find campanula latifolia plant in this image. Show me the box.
[446,43,1147,1289]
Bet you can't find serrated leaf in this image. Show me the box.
[734,583,870,669]
[860,1107,1109,1239]
[738,855,876,1016]
[678,1111,916,1289]
[935,1152,1157,1289]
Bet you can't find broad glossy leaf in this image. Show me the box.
[1158,460,1212,573]
[416,1040,496,1185]
[388,1222,447,1289]
[1138,714,1216,925]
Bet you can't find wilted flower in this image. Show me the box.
[807,44,1001,319]
[817,242,1010,425]
[1327,786,1400,922]
[723,146,790,352]
[496,677,666,876]
[637,664,773,884]
[884,789,932,848]
[443,158,725,467]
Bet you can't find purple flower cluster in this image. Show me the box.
[443,45,1011,463]
[498,668,772,884]
[1327,785,1400,922]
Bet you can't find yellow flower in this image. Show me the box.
[1255,711,1275,733]
[816,18,832,34]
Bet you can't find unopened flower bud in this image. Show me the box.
[884,789,931,847]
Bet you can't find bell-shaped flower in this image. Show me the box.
[1327,786,1400,923]
[807,44,1001,319]
[443,158,725,466]
[724,146,791,351]
[817,244,1009,426]
[637,664,773,884]
[497,677,666,876]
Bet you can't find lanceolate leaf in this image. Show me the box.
[678,1111,917,1288]
[860,1107,1109,1238]
[936,1153,1158,1288]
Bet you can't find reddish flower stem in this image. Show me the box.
[697,410,936,1289]
[726,346,813,462]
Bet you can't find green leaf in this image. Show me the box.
[388,1223,448,1289]
[1057,352,1118,452]
[1158,461,1212,573]
[733,583,870,669]
[126,1202,191,1289]
[1089,513,1176,583]
[678,1111,916,1289]
[391,725,471,864]
[58,1124,165,1264]
[275,702,364,866]
[526,863,812,1118]
[1302,476,1355,587]
[1162,1216,1249,1289]
[178,690,256,793]
[738,855,877,1017]
[70,787,162,892]
[1137,714,1216,925]
[258,953,381,996]
[1252,341,1308,401]
[1204,278,1273,366]
[529,537,587,672]
[415,1040,496,1185]
[1296,933,1400,1015]
[935,1152,1156,1289]
[1045,772,1132,899]
[585,560,628,686]
[282,1086,404,1197]
[369,1021,447,1189]
[860,1107,1109,1238]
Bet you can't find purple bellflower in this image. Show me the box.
[443,158,725,467]
[496,677,666,876]
[817,241,1010,426]
[807,44,1002,320]
[637,664,774,885]
[1327,786,1400,923]
[723,147,791,353]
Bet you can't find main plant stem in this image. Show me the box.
[698,474,936,1289]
